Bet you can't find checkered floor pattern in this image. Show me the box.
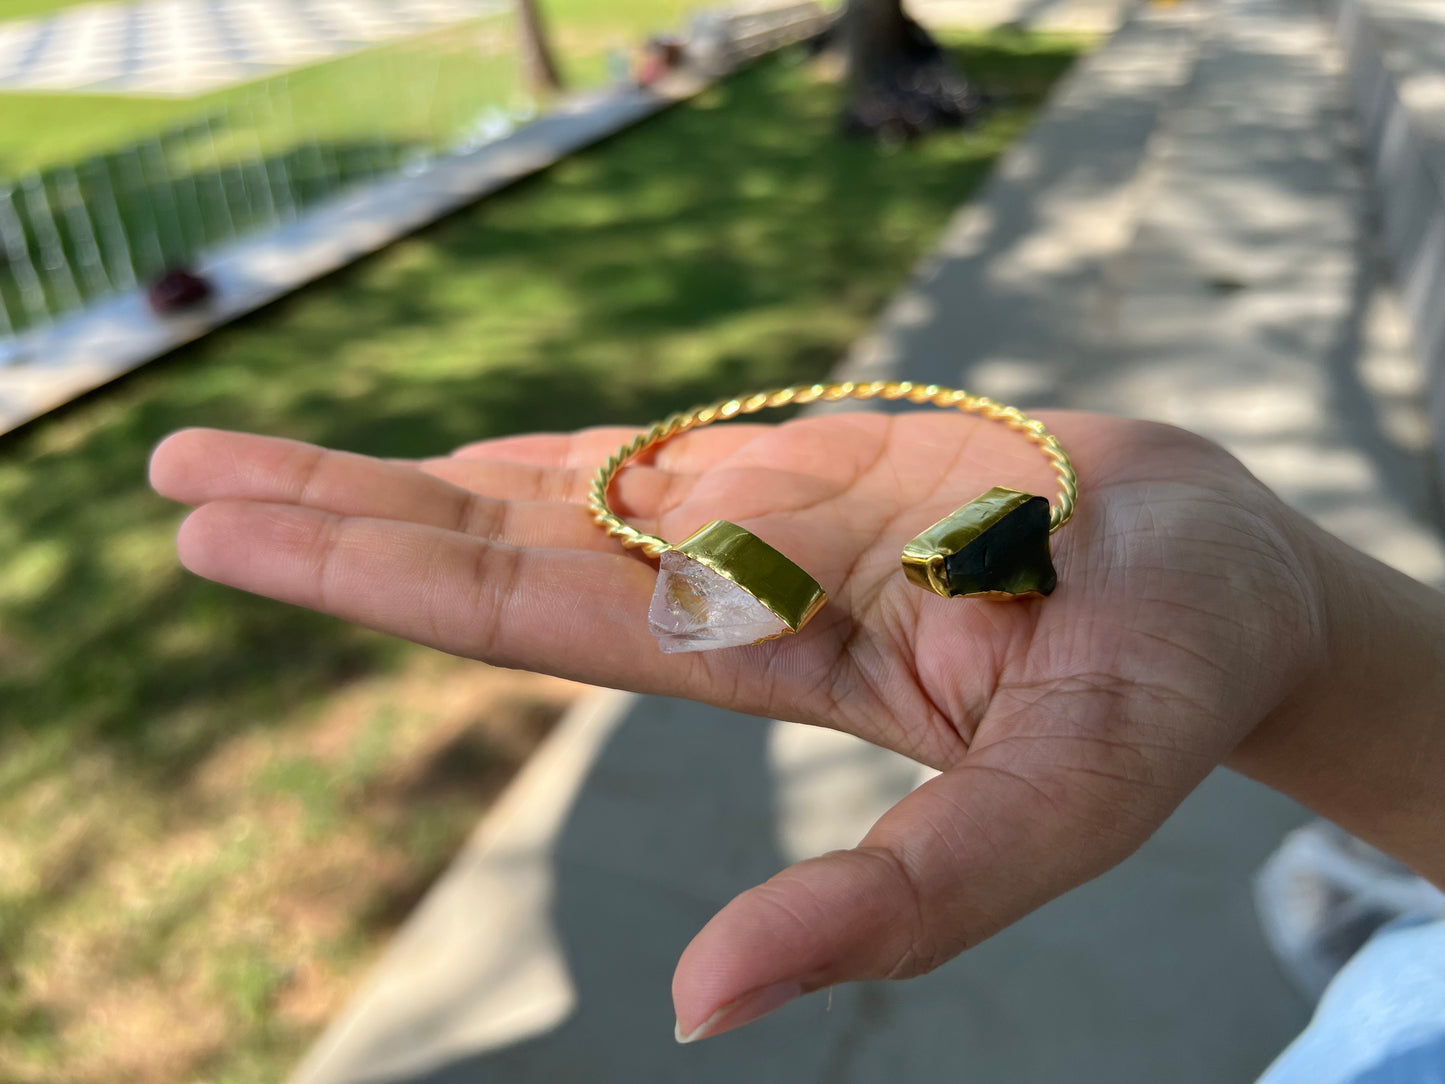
[0,0,508,96]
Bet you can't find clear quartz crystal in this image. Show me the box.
[649,549,789,653]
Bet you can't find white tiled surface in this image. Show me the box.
[0,0,507,96]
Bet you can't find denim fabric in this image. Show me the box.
[1258,917,1445,1084]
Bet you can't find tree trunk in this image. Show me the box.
[517,0,564,95]
[842,0,980,140]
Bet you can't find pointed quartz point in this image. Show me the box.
[649,549,789,653]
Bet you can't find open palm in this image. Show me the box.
[150,407,1322,1040]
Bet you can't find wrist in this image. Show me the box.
[1226,507,1445,884]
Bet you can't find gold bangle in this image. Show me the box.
[589,381,1077,653]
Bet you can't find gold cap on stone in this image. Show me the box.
[674,521,827,633]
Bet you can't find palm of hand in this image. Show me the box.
[150,408,1319,1038]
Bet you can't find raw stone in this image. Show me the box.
[648,550,788,652]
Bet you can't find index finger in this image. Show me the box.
[445,423,775,472]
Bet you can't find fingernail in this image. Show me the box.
[674,980,805,1043]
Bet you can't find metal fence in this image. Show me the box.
[0,12,528,342]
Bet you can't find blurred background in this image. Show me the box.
[0,0,1441,1080]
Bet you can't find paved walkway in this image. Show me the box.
[290,0,1445,1081]
[846,0,1445,587]
[0,0,506,96]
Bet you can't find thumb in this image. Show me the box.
[671,745,1172,1042]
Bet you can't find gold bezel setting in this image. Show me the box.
[674,521,828,634]
[900,487,1058,600]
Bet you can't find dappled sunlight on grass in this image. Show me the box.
[0,31,1085,1082]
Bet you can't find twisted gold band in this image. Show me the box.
[588,381,1077,557]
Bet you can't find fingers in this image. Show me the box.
[151,424,787,556]
[150,429,616,552]
[416,455,682,530]
[447,423,771,472]
[175,499,686,684]
[425,425,774,519]
[672,736,1173,1042]
[447,428,656,466]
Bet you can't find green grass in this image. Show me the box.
[0,0,84,18]
[0,31,1086,1083]
[0,0,701,31]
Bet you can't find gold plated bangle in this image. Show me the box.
[589,381,1077,653]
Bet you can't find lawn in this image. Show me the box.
[0,30,1086,1084]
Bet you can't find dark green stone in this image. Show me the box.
[942,494,1057,597]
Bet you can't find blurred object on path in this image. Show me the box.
[144,264,212,312]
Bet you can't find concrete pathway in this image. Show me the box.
[290,0,1445,1081]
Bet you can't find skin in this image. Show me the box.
[148,410,1445,1041]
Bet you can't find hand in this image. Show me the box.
[149,410,1325,1040]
